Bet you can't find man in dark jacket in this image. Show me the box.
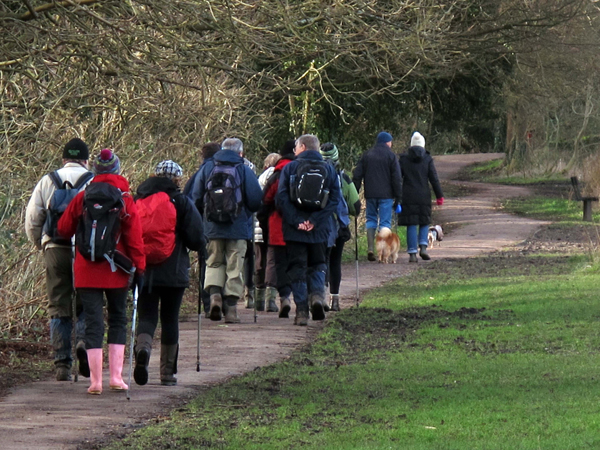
[184,142,222,317]
[276,134,341,326]
[189,138,262,323]
[352,131,402,261]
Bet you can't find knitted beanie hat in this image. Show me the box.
[155,160,183,179]
[93,149,121,174]
[280,139,296,157]
[411,132,425,148]
[320,142,339,162]
[62,138,89,160]
[376,131,393,144]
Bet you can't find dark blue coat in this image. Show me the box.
[276,150,340,244]
[352,142,402,201]
[189,149,262,240]
[135,176,204,288]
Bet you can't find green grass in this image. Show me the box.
[502,196,600,222]
[105,253,600,450]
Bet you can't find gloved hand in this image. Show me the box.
[436,197,444,206]
[132,272,145,293]
[395,204,402,214]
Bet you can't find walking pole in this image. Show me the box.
[354,215,360,307]
[196,252,202,372]
[127,284,139,401]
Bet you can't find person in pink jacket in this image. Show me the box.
[58,149,146,395]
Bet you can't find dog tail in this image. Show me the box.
[378,227,392,238]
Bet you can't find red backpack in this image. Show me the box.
[136,192,177,265]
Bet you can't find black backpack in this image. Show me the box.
[44,171,94,245]
[289,159,330,211]
[75,182,124,265]
[203,161,243,223]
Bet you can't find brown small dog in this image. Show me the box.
[376,227,400,263]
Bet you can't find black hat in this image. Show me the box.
[63,138,89,160]
[280,139,296,157]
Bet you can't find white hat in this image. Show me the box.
[411,132,425,148]
[155,160,183,179]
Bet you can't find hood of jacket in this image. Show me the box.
[136,176,180,199]
[213,149,244,165]
[408,145,427,162]
[296,149,323,162]
[274,156,294,171]
[91,173,130,192]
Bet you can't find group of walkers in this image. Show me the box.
[24,130,443,395]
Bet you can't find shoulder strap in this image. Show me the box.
[48,171,63,190]
[73,171,94,190]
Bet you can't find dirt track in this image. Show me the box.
[0,153,546,449]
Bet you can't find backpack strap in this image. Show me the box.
[48,171,64,190]
[72,171,94,190]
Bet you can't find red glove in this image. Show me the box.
[436,197,444,206]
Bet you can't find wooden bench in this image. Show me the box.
[570,176,599,221]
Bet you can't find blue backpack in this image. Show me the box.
[43,171,94,245]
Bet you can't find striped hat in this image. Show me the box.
[155,160,183,179]
[93,149,120,174]
[320,142,339,162]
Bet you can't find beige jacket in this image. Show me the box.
[25,162,92,251]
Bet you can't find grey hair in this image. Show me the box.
[221,138,244,154]
[296,134,320,151]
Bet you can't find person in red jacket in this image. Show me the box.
[261,140,295,318]
[58,149,146,395]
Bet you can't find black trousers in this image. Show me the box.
[327,235,346,295]
[79,288,128,349]
[137,286,186,346]
[272,245,292,298]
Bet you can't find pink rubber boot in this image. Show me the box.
[87,348,103,395]
[108,344,129,391]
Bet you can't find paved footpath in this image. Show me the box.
[0,153,546,449]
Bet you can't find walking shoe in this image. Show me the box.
[108,344,129,391]
[330,294,340,312]
[87,348,103,395]
[133,333,153,386]
[76,340,90,378]
[409,253,418,263]
[224,303,241,323]
[419,244,431,261]
[310,294,326,321]
[367,251,376,262]
[266,287,279,312]
[209,293,223,321]
[160,344,178,386]
[294,309,309,326]
[279,297,291,318]
[56,366,71,381]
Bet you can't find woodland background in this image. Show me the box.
[2,0,600,335]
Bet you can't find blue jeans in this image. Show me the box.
[286,241,327,310]
[50,313,86,367]
[366,198,393,230]
[406,225,429,254]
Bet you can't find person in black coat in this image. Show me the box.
[352,131,402,261]
[398,132,444,263]
[133,160,204,386]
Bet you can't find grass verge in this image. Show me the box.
[104,252,600,450]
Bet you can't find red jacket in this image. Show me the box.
[57,174,146,289]
[263,157,293,246]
